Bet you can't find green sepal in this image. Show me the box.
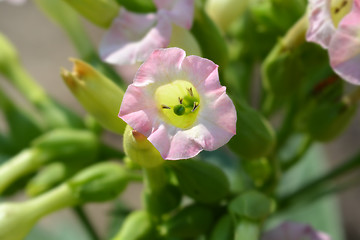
[167,159,230,203]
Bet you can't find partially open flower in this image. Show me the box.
[119,48,236,160]
[262,222,331,240]
[100,0,196,65]
[307,0,360,85]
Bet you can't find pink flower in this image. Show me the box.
[119,48,237,160]
[100,0,194,65]
[307,0,360,85]
[262,222,332,240]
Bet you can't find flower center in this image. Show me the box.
[155,80,200,129]
[331,0,353,27]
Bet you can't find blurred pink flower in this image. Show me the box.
[119,48,237,160]
[100,0,194,65]
[307,0,360,85]
[262,222,331,240]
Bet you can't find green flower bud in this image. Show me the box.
[160,204,214,238]
[167,159,230,203]
[31,128,99,162]
[112,210,158,240]
[123,125,164,168]
[67,162,131,203]
[229,190,275,221]
[116,0,156,13]
[143,183,182,216]
[62,59,126,135]
[228,102,276,160]
[61,0,119,28]
[191,0,229,67]
[206,0,249,32]
[209,214,234,240]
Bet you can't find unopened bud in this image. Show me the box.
[0,33,18,77]
[123,125,164,168]
[228,102,275,159]
[61,59,126,135]
[68,162,131,203]
[167,159,230,203]
[61,0,119,28]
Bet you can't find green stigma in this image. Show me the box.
[155,80,201,129]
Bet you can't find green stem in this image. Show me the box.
[279,152,360,209]
[0,149,44,194]
[73,206,101,240]
[281,135,313,171]
[143,164,167,193]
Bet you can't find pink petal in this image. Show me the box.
[180,55,221,94]
[133,48,186,87]
[100,9,172,65]
[154,0,195,29]
[329,0,360,85]
[115,63,142,85]
[306,0,336,49]
[262,222,332,240]
[118,85,158,136]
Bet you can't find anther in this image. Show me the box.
[162,104,171,109]
[192,102,199,112]
[187,87,194,97]
[335,7,340,13]
[178,97,183,104]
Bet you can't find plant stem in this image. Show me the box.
[73,206,101,240]
[279,152,360,210]
[281,135,313,171]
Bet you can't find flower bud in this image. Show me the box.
[228,102,276,160]
[234,220,260,240]
[209,214,234,240]
[112,210,157,240]
[160,204,214,238]
[61,0,119,28]
[143,183,182,216]
[61,59,126,135]
[167,159,230,203]
[123,125,164,168]
[116,0,156,13]
[67,162,131,203]
[31,128,99,163]
[168,25,202,57]
[229,190,275,221]
[206,0,249,31]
